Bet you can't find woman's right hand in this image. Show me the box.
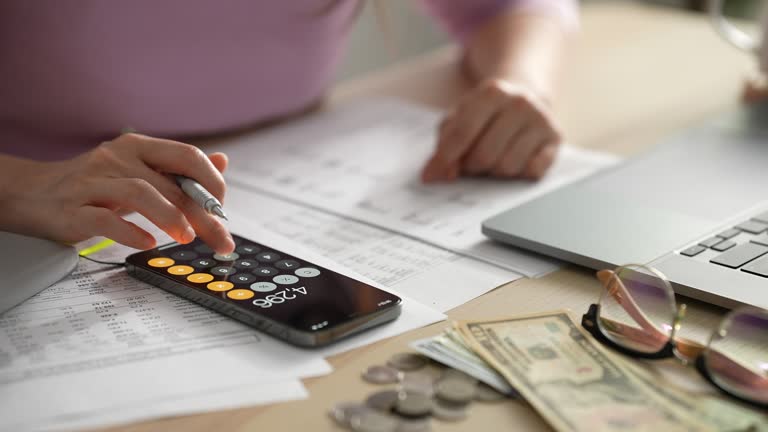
[0,133,235,254]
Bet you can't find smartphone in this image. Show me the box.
[125,235,402,347]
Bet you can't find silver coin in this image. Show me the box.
[435,378,476,405]
[474,382,506,402]
[440,368,478,385]
[366,390,399,412]
[396,417,432,432]
[362,365,400,384]
[351,409,400,432]
[431,399,469,422]
[387,353,428,371]
[399,371,434,397]
[330,402,370,428]
[394,391,432,418]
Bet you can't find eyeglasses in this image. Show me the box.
[581,264,768,408]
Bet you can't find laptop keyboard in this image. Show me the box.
[680,210,768,277]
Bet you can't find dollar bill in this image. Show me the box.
[457,310,713,432]
[410,330,517,396]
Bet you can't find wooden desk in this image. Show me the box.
[105,2,756,431]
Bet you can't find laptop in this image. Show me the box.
[482,101,768,310]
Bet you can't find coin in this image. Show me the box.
[330,402,369,428]
[366,390,399,412]
[394,391,432,418]
[431,399,469,422]
[362,365,400,384]
[350,409,399,432]
[387,353,428,371]
[435,378,476,405]
[474,382,506,402]
[396,417,432,432]
[440,369,478,385]
[399,371,434,397]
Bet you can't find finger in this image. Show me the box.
[424,83,510,178]
[76,206,156,250]
[134,166,235,255]
[88,177,195,245]
[422,118,461,182]
[126,134,227,202]
[490,128,546,178]
[208,152,228,174]
[462,105,531,175]
[521,142,559,180]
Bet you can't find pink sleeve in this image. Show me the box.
[419,0,579,42]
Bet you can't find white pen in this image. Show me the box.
[175,175,228,220]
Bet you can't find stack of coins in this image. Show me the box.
[330,352,507,431]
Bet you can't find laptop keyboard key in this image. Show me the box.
[698,237,722,248]
[752,211,768,224]
[735,220,768,234]
[681,245,706,257]
[742,254,768,277]
[716,228,740,239]
[711,240,736,252]
[752,235,768,247]
[711,243,768,269]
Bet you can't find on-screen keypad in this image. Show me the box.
[145,237,322,302]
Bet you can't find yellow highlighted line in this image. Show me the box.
[79,239,116,257]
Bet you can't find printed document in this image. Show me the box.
[217,99,619,277]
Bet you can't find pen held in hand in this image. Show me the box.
[174,175,228,221]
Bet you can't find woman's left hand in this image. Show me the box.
[421,78,563,182]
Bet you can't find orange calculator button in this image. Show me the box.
[148,257,175,268]
[167,265,194,276]
[207,281,234,292]
[187,273,214,284]
[227,289,255,300]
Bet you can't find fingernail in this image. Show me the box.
[181,226,196,244]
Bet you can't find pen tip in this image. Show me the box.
[212,206,228,221]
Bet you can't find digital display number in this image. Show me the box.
[252,287,307,308]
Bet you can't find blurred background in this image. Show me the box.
[337,0,762,81]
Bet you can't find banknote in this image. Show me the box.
[410,330,517,396]
[457,310,713,432]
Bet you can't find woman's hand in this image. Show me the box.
[0,133,235,254]
[421,78,562,183]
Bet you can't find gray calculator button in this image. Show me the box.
[735,220,768,234]
[213,252,240,261]
[236,244,260,255]
[256,252,280,263]
[171,250,198,261]
[275,260,300,270]
[211,266,237,276]
[234,259,258,269]
[190,258,215,269]
[273,275,299,285]
[253,267,278,277]
[232,273,256,284]
[295,267,321,278]
[717,228,741,239]
[194,244,214,254]
[711,243,768,269]
[251,282,277,293]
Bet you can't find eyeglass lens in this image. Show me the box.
[705,308,768,404]
[597,265,677,354]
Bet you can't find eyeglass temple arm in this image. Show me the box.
[597,270,704,357]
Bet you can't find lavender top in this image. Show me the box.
[0,0,577,160]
